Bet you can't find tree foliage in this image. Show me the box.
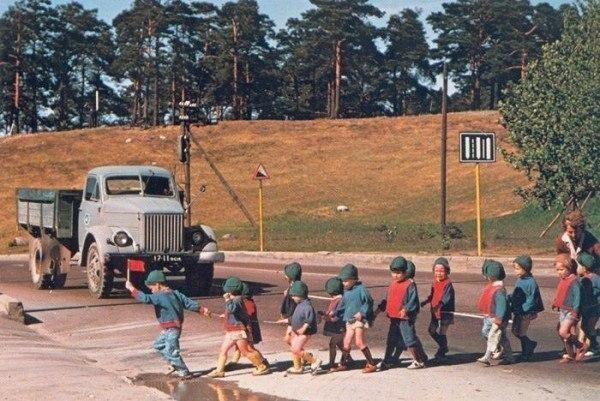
[499,0,598,208]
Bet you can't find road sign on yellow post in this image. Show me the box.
[459,133,496,256]
[253,164,270,251]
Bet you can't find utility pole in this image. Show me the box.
[178,100,194,226]
[440,63,448,237]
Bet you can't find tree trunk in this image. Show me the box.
[331,40,342,119]
[153,37,159,126]
[171,75,176,125]
[12,14,22,135]
[80,63,86,128]
[231,18,240,120]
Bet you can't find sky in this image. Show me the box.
[0,0,575,33]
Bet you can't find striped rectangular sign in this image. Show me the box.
[459,132,496,163]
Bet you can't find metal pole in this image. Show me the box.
[475,163,482,256]
[184,123,191,226]
[440,63,448,236]
[258,179,264,251]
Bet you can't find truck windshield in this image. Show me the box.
[105,175,174,197]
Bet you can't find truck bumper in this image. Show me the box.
[105,251,225,264]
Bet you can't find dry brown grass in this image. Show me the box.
[0,111,527,252]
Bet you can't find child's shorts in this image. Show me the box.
[225,330,248,341]
[481,316,492,338]
[397,319,419,347]
[346,320,370,331]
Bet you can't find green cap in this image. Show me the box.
[513,255,533,273]
[577,252,597,271]
[390,256,408,272]
[485,260,506,280]
[433,257,450,273]
[284,262,302,281]
[338,263,358,280]
[289,281,308,298]
[241,282,252,297]
[406,260,416,278]
[324,277,343,295]
[144,270,166,286]
[223,276,243,294]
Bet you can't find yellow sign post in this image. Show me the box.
[253,164,270,251]
[475,163,482,256]
[459,132,496,256]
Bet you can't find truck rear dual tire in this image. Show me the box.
[184,262,214,296]
[86,242,114,298]
[29,237,68,290]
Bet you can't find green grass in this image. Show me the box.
[217,197,600,255]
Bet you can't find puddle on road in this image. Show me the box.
[132,373,294,401]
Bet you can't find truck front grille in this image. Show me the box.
[144,214,183,252]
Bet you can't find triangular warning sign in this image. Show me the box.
[253,164,270,180]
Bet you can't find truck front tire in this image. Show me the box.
[184,262,214,296]
[29,238,51,289]
[86,242,114,298]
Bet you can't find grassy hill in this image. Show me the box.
[2,111,596,255]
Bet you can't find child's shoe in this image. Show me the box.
[286,366,304,374]
[310,357,322,375]
[206,368,225,378]
[406,360,425,370]
[476,356,491,366]
[559,355,573,364]
[165,365,176,376]
[174,370,193,379]
[253,363,270,376]
[361,363,377,373]
[575,343,590,361]
[491,345,504,360]
[329,363,347,372]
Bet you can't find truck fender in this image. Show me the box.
[199,225,218,252]
[80,226,135,266]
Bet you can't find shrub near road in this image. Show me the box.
[0,110,582,255]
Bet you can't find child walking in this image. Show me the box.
[229,282,267,367]
[378,257,427,370]
[477,260,514,365]
[576,252,599,358]
[319,277,346,370]
[552,254,582,363]
[276,262,303,344]
[125,270,210,378]
[283,281,322,374]
[332,263,377,373]
[421,257,455,360]
[206,277,270,377]
[510,255,544,361]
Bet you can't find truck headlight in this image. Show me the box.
[114,231,132,247]
[191,230,204,245]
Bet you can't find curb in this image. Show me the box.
[224,251,558,276]
[0,253,28,262]
[0,294,25,323]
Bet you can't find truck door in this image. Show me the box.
[78,174,102,249]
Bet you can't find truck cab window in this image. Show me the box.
[105,176,142,195]
[142,175,174,197]
[84,176,99,201]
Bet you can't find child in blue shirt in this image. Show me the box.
[319,277,346,370]
[333,264,377,373]
[552,254,582,363]
[510,255,544,361]
[125,270,210,378]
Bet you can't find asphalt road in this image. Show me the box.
[1,258,598,400]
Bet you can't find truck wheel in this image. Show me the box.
[86,242,113,298]
[184,263,214,296]
[29,238,51,290]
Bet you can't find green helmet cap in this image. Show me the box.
[144,270,166,286]
[338,263,358,280]
[241,282,252,297]
[324,277,343,295]
[284,262,302,281]
[433,257,450,274]
[406,260,416,278]
[577,252,597,271]
[389,256,408,272]
[513,255,533,273]
[289,281,308,298]
[485,260,506,281]
[223,276,243,294]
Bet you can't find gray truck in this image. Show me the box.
[16,165,224,298]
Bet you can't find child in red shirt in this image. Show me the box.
[552,254,582,363]
[421,257,455,360]
[319,277,346,370]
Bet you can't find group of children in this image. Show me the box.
[125,250,599,378]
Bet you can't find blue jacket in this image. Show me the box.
[581,273,600,318]
[510,275,544,315]
[339,282,374,323]
[492,287,510,323]
[133,288,200,329]
[224,296,249,331]
[290,298,318,335]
